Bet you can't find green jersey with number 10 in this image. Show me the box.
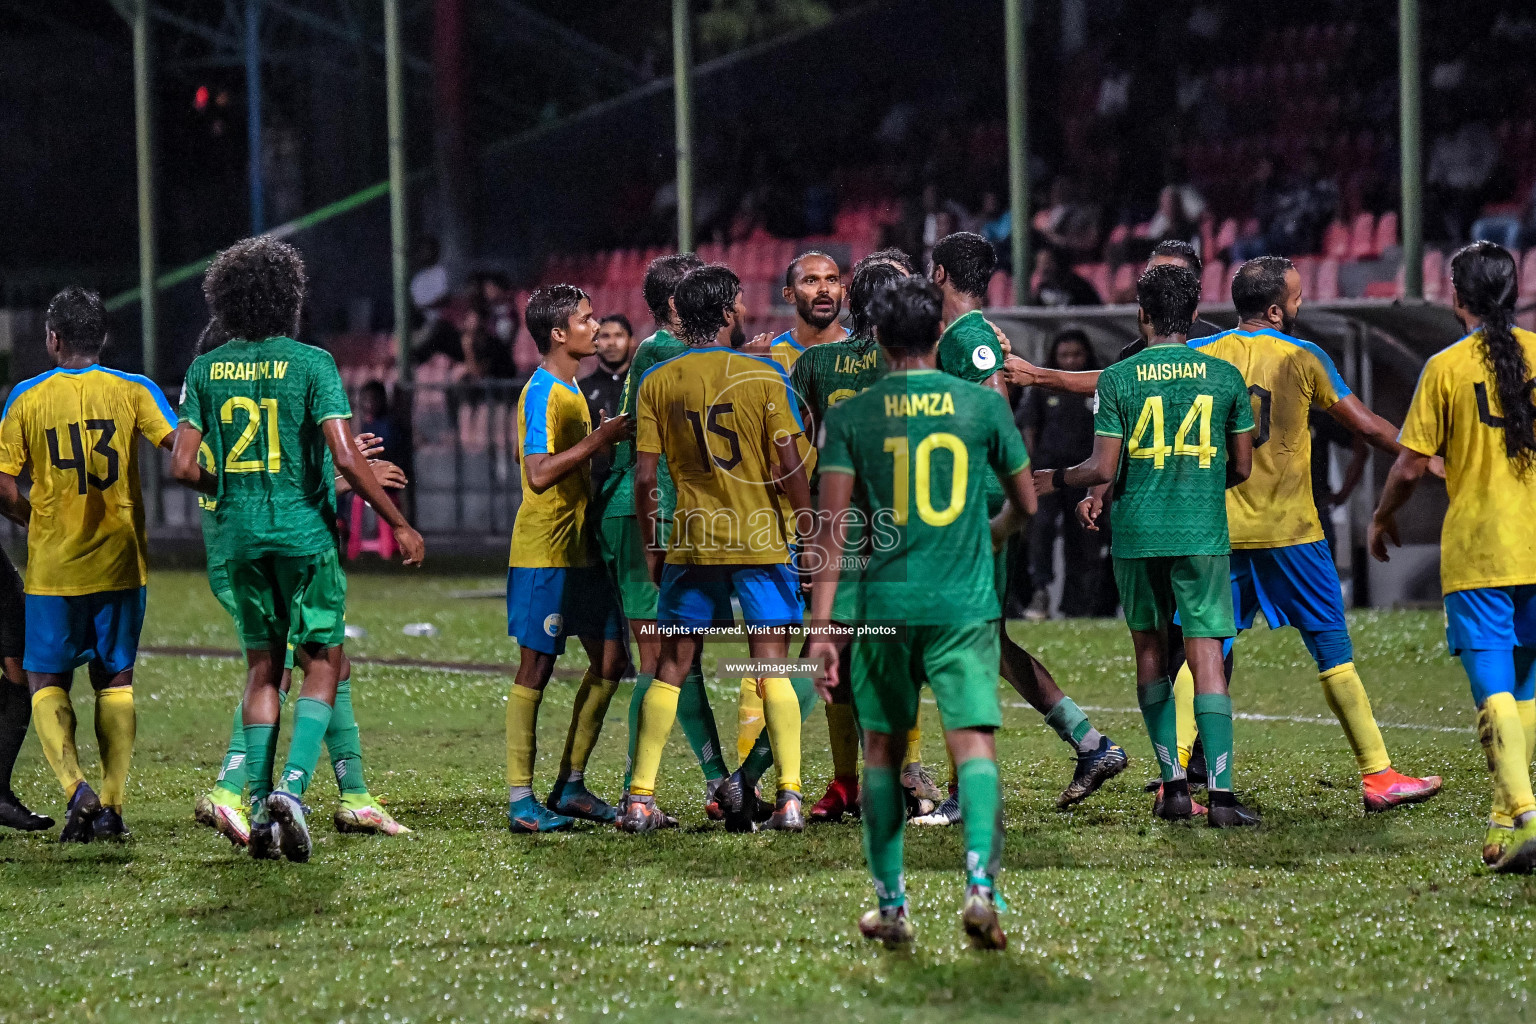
[180,335,352,560]
[1092,342,1253,558]
[819,369,1028,625]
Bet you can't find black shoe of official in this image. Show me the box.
[1207,790,1261,829]
[0,789,53,831]
[59,783,103,843]
[92,807,131,841]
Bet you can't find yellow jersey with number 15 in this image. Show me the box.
[1399,327,1536,594]
[510,367,594,569]
[0,365,176,596]
[1190,327,1350,549]
[635,347,804,565]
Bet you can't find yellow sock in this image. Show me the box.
[1173,661,1197,768]
[1520,699,1535,767]
[505,684,543,788]
[826,702,860,781]
[630,680,681,796]
[32,686,85,798]
[559,671,620,776]
[94,686,135,810]
[737,678,765,763]
[1480,692,1536,820]
[761,677,801,793]
[903,715,923,770]
[1318,662,1392,776]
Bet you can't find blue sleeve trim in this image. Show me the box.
[521,371,554,454]
[736,352,806,431]
[774,331,804,353]
[1290,338,1353,399]
[1187,329,1235,351]
[96,367,180,425]
[1,368,60,419]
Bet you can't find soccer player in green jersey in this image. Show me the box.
[172,237,425,862]
[188,321,411,847]
[598,254,733,823]
[925,232,1127,820]
[1035,263,1259,827]
[806,274,1036,950]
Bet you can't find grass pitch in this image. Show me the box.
[0,570,1528,1023]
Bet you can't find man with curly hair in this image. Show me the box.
[172,236,425,863]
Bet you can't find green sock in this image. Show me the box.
[214,702,246,798]
[278,697,333,797]
[1043,696,1095,749]
[623,673,654,791]
[740,676,817,784]
[861,764,907,909]
[677,664,729,782]
[957,756,1002,888]
[1193,692,1236,791]
[1138,677,1184,784]
[243,722,278,806]
[325,675,369,795]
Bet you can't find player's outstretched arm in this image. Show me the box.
[523,412,632,493]
[773,432,814,527]
[323,418,424,566]
[1002,356,1100,395]
[1034,435,1122,494]
[1367,447,1433,563]
[804,469,853,702]
[168,423,219,495]
[1226,428,1254,488]
[635,451,664,584]
[990,464,1042,550]
[0,474,29,527]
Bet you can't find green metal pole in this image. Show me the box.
[672,0,694,254]
[1005,0,1029,305]
[1400,0,1423,299]
[132,0,158,378]
[384,0,411,383]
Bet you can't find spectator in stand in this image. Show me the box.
[357,380,398,459]
[880,193,926,269]
[974,190,1012,260]
[1471,177,1536,251]
[1016,328,1112,619]
[1427,118,1500,243]
[1032,176,1101,262]
[1030,246,1102,307]
[409,257,461,367]
[471,270,520,352]
[1232,152,1337,260]
[579,314,635,494]
[457,307,518,383]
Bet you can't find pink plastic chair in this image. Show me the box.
[347,494,397,561]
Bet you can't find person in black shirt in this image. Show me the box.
[1016,328,1112,618]
[579,314,634,493]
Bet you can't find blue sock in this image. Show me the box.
[1300,628,1354,673]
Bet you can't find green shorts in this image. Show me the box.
[227,548,348,651]
[598,515,671,621]
[1113,553,1234,638]
[851,620,1002,734]
[213,583,297,669]
[831,573,861,624]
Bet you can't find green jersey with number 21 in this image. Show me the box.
[1092,343,1253,558]
[179,335,352,560]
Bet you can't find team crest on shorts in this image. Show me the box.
[543,613,563,637]
[972,344,997,371]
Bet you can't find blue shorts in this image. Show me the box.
[24,587,147,675]
[507,565,623,656]
[657,563,803,632]
[1444,585,1536,654]
[1230,541,1347,633]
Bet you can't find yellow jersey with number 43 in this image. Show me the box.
[0,365,176,595]
[1189,327,1351,549]
[180,336,351,561]
[636,347,805,565]
[1399,327,1536,594]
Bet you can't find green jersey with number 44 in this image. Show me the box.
[179,335,352,560]
[819,368,1029,625]
[1093,342,1253,558]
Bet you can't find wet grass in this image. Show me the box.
[0,571,1527,1022]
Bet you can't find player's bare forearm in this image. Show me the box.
[523,415,631,493]
[1037,435,1120,493]
[773,434,814,530]
[1004,357,1100,396]
[0,474,28,527]
[1369,448,1431,562]
[1226,430,1254,488]
[324,419,406,530]
[1327,395,1404,457]
[169,423,218,495]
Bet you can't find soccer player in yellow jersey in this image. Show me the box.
[0,287,183,841]
[623,264,814,833]
[1371,242,1536,871]
[505,285,632,833]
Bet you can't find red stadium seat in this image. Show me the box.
[987,272,1012,308]
[1200,260,1227,304]
[1079,263,1109,303]
[1374,212,1399,254]
[1323,221,1351,260]
[1521,248,1536,296]
[1314,258,1341,300]
[1109,263,1137,302]
[1364,280,1399,299]
[1292,256,1318,300]
[1347,212,1378,260]
[1214,218,1239,254]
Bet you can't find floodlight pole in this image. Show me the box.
[384,0,411,384]
[1400,0,1423,299]
[131,0,159,380]
[672,0,694,254]
[245,0,265,234]
[1005,0,1029,304]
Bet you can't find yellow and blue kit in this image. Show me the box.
[0,366,175,673]
[507,367,620,655]
[636,347,806,630]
